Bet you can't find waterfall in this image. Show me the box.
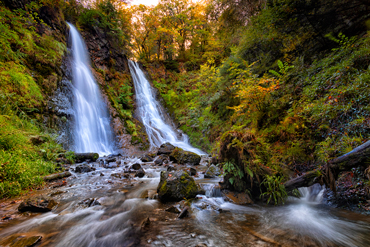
[67,23,115,156]
[128,60,205,155]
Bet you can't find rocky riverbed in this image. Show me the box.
[1,145,370,247]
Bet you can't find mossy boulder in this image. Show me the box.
[74,153,99,163]
[157,142,176,155]
[205,164,221,178]
[169,148,201,165]
[157,170,198,202]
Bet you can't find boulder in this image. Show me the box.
[211,156,218,165]
[157,170,198,202]
[105,157,116,163]
[190,167,197,176]
[18,196,58,212]
[204,165,221,178]
[75,164,94,173]
[222,190,253,205]
[75,153,99,163]
[135,168,146,178]
[167,165,176,172]
[131,163,142,170]
[169,148,201,166]
[141,155,153,162]
[154,158,163,165]
[165,205,181,214]
[157,142,176,155]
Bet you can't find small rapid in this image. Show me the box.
[0,159,369,247]
[128,60,205,155]
[67,23,115,156]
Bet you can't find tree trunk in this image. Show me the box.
[43,171,72,181]
[284,140,370,192]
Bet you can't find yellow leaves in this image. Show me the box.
[230,74,278,114]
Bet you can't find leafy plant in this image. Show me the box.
[223,162,244,185]
[65,150,76,164]
[326,32,357,51]
[260,175,288,205]
[269,60,294,77]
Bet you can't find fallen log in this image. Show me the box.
[74,153,99,163]
[284,170,322,192]
[43,171,72,181]
[284,140,370,192]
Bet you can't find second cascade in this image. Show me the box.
[128,60,204,155]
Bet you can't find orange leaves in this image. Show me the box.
[230,74,279,114]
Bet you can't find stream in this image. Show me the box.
[0,157,370,246]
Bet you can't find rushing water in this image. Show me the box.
[68,23,115,156]
[128,61,205,155]
[1,159,369,247]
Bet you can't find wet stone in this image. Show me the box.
[0,235,42,247]
[167,165,176,172]
[165,205,181,214]
[141,154,153,162]
[190,167,197,176]
[157,170,198,202]
[178,206,189,218]
[154,158,163,165]
[78,198,101,207]
[135,168,145,178]
[157,142,176,155]
[210,156,218,165]
[18,196,58,213]
[105,157,116,163]
[141,217,151,231]
[75,164,94,173]
[204,164,221,178]
[169,147,201,166]
[222,190,253,205]
[131,163,142,170]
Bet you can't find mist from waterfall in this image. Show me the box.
[67,23,115,156]
[128,60,205,155]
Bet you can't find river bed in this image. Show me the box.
[0,157,369,247]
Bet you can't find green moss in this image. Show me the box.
[180,178,198,198]
[159,180,168,195]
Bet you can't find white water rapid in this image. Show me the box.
[128,60,205,155]
[68,23,115,156]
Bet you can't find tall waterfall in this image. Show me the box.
[129,61,205,155]
[68,23,115,156]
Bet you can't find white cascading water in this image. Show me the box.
[128,60,205,155]
[68,23,115,156]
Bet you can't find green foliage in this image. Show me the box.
[0,113,60,198]
[223,162,244,187]
[65,150,76,164]
[117,84,133,109]
[0,2,68,198]
[326,32,357,52]
[260,175,288,205]
[269,60,294,78]
[77,0,131,51]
